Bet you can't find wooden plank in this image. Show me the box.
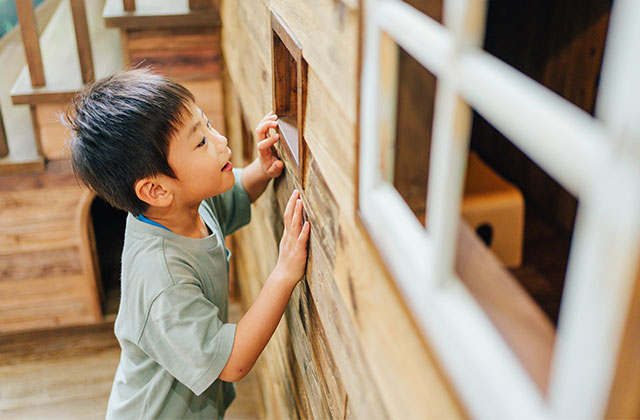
[126,26,218,50]
[455,220,555,392]
[15,0,46,87]
[0,218,78,256]
[0,186,81,226]
[103,0,220,29]
[129,48,220,80]
[70,0,95,84]
[0,247,83,282]
[189,0,212,10]
[605,260,640,419]
[123,0,136,12]
[0,159,74,192]
[223,2,465,418]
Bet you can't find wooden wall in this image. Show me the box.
[221,1,464,418]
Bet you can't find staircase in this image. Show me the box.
[0,0,224,333]
[0,0,120,333]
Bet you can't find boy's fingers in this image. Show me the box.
[283,190,298,225]
[298,221,310,245]
[266,160,283,177]
[291,199,303,236]
[258,134,279,153]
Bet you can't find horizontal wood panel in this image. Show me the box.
[103,0,221,29]
[0,274,87,311]
[223,1,465,418]
[0,186,81,226]
[0,294,94,333]
[0,218,78,256]
[127,27,219,50]
[0,247,83,282]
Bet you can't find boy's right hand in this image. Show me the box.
[274,190,310,286]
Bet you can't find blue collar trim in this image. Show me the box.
[135,214,172,232]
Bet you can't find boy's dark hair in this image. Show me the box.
[63,68,195,214]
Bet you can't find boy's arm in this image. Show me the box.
[219,190,310,382]
[241,112,284,202]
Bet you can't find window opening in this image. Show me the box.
[240,111,254,165]
[379,34,436,227]
[402,0,442,23]
[271,10,308,180]
[483,0,612,115]
[455,108,579,393]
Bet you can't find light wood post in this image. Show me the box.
[0,105,8,158]
[69,0,94,84]
[123,0,135,12]
[15,0,46,87]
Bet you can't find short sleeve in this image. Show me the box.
[138,283,236,396]
[207,168,252,236]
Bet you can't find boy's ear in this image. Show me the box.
[134,177,173,208]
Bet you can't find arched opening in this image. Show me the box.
[90,196,127,316]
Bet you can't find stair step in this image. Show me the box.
[0,159,75,191]
[0,186,82,227]
[103,0,220,29]
[0,217,78,256]
[10,0,123,105]
[0,282,94,333]
[0,247,83,282]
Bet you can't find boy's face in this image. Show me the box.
[166,101,235,205]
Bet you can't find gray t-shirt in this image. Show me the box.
[106,168,251,420]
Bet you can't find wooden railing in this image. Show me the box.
[15,0,45,87]
[121,0,215,12]
[16,0,94,89]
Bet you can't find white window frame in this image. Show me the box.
[359,0,640,418]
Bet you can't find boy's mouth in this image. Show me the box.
[221,161,233,172]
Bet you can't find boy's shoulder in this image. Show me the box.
[121,215,204,292]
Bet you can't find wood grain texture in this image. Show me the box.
[103,0,220,29]
[70,0,95,84]
[123,0,136,12]
[11,0,122,105]
[0,304,259,419]
[605,262,640,419]
[15,0,46,87]
[222,1,465,418]
[124,27,221,80]
[471,0,611,232]
[0,161,102,333]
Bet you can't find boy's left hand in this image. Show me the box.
[256,111,284,178]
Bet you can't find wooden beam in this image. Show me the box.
[15,0,46,87]
[123,0,135,12]
[69,0,94,84]
[189,0,213,10]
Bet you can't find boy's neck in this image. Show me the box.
[141,202,210,239]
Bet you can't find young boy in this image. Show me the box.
[64,69,310,419]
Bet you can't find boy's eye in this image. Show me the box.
[198,137,207,147]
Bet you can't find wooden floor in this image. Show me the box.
[0,303,260,419]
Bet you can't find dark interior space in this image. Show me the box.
[91,197,127,316]
[467,0,613,324]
